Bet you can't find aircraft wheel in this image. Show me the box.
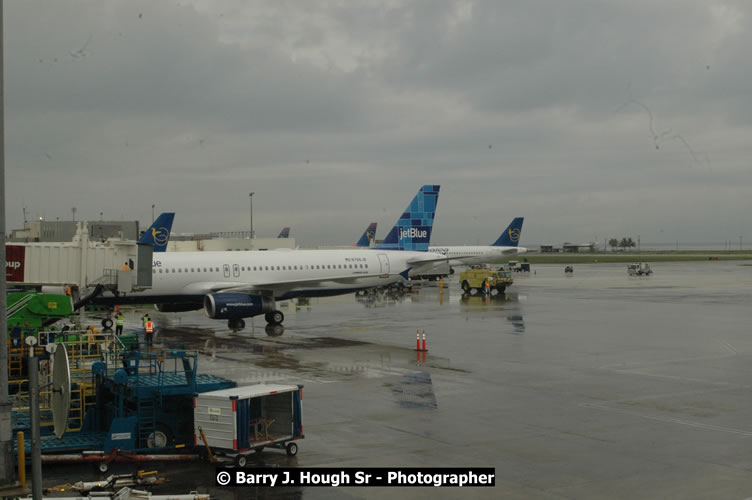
[268,310,284,325]
[228,318,245,331]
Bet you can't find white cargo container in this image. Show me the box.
[194,384,304,466]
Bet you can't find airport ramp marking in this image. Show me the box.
[579,402,752,437]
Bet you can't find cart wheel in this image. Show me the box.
[99,462,109,473]
[235,455,247,467]
[286,442,298,456]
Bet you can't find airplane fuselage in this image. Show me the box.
[97,248,438,306]
[427,245,527,266]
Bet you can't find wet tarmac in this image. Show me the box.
[45,261,752,499]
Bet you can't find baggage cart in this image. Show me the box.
[194,384,304,466]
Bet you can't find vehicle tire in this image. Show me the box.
[235,454,247,467]
[101,318,113,329]
[146,424,173,449]
[255,446,265,453]
[461,281,471,293]
[98,462,109,473]
[237,318,245,329]
[269,310,284,325]
[496,286,506,294]
[286,442,298,456]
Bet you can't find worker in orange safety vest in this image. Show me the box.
[144,319,154,348]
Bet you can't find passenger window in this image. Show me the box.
[159,269,163,273]
[152,269,156,274]
[191,268,195,272]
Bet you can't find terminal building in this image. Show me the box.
[11,219,139,243]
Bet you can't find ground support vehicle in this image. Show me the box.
[195,384,305,466]
[627,263,653,276]
[459,268,514,294]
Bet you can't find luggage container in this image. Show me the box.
[194,384,304,466]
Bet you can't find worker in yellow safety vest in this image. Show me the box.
[144,319,154,348]
[115,312,125,336]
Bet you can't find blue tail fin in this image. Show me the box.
[139,212,175,252]
[277,227,291,238]
[491,217,524,247]
[374,185,440,251]
[355,223,378,247]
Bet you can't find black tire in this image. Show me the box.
[461,281,471,293]
[496,286,506,294]
[286,442,298,456]
[235,454,247,467]
[98,462,109,473]
[255,446,265,454]
[101,318,113,329]
[146,424,173,449]
[269,310,284,325]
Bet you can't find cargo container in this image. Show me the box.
[194,384,304,466]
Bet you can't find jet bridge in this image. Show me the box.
[6,222,152,295]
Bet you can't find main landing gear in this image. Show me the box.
[227,310,284,332]
[265,310,284,325]
[228,318,246,331]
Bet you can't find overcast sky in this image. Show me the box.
[5,0,751,247]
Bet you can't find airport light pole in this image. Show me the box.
[0,1,15,485]
[249,192,254,239]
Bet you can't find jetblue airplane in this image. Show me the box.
[355,222,378,247]
[427,217,526,266]
[138,212,175,252]
[93,186,447,330]
[277,227,291,238]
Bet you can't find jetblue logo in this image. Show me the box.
[399,228,427,240]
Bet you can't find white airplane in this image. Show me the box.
[93,185,450,330]
[426,217,526,266]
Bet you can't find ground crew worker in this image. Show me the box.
[115,312,125,336]
[484,278,491,295]
[144,319,154,348]
[122,261,130,271]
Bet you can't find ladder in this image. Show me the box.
[136,397,156,448]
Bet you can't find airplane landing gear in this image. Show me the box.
[228,318,246,331]
[264,310,284,325]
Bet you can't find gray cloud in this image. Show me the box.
[5,0,751,247]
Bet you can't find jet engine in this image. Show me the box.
[204,293,275,319]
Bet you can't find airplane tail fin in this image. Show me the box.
[491,217,524,247]
[139,212,175,252]
[277,227,291,238]
[355,223,378,247]
[374,185,440,251]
